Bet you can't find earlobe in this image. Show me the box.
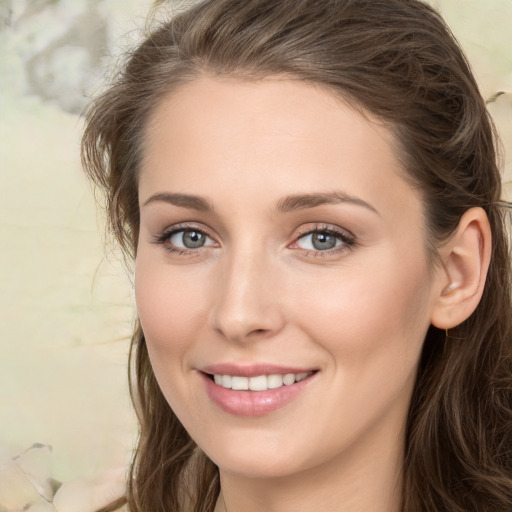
[430,207,492,330]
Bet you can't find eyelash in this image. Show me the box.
[291,224,356,257]
[151,223,216,255]
[152,223,356,256]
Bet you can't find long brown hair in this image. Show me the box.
[82,1,512,510]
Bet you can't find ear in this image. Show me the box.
[430,207,492,329]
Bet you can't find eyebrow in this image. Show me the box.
[277,192,379,215]
[142,190,379,215]
[142,192,213,211]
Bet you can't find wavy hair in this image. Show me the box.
[82,0,512,510]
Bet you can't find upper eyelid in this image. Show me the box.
[162,223,213,237]
[293,224,355,241]
[152,223,216,244]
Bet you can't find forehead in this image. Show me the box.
[139,75,421,220]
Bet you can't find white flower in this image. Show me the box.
[52,466,127,512]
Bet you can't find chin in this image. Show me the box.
[198,432,308,479]
[212,453,303,480]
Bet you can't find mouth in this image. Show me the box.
[206,371,315,391]
[199,366,318,416]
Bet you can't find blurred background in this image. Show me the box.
[0,0,511,509]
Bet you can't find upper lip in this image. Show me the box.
[200,363,317,377]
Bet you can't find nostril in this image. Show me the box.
[210,300,286,342]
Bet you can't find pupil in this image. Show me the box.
[183,231,205,248]
[312,232,336,250]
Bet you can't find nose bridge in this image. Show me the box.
[211,242,284,342]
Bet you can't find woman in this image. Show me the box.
[82,0,512,510]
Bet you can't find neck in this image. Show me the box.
[215,421,405,512]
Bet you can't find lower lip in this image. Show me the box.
[201,372,316,417]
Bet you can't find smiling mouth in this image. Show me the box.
[206,371,316,391]
[201,368,318,416]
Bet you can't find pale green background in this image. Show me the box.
[0,0,511,509]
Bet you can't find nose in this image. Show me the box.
[210,247,285,343]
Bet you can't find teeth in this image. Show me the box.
[212,371,312,391]
[283,373,295,385]
[296,372,308,382]
[267,374,283,389]
[231,376,249,390]
[249,375,267,391]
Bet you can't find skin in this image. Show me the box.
[135,76,453,512]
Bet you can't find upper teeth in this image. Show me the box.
[213,372,311,391]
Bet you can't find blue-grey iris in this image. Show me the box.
[182,231,207,248]
[312,232,337,250]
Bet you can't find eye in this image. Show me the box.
[152,225,218,254]
[292,225,355,253]
[297,232,340,251]
[169,229,214,249]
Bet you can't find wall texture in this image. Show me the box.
[0,1,510,510]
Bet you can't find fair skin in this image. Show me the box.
[135,76,491,512]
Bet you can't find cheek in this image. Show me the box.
[292,250,433,366]
[284,253,432,455]
[134,254,208,356]
[134,254,211,417]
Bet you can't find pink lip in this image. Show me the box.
[199,365,318,417]
[201,363,315,377]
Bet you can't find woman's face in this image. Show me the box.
[136,76,440,478]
